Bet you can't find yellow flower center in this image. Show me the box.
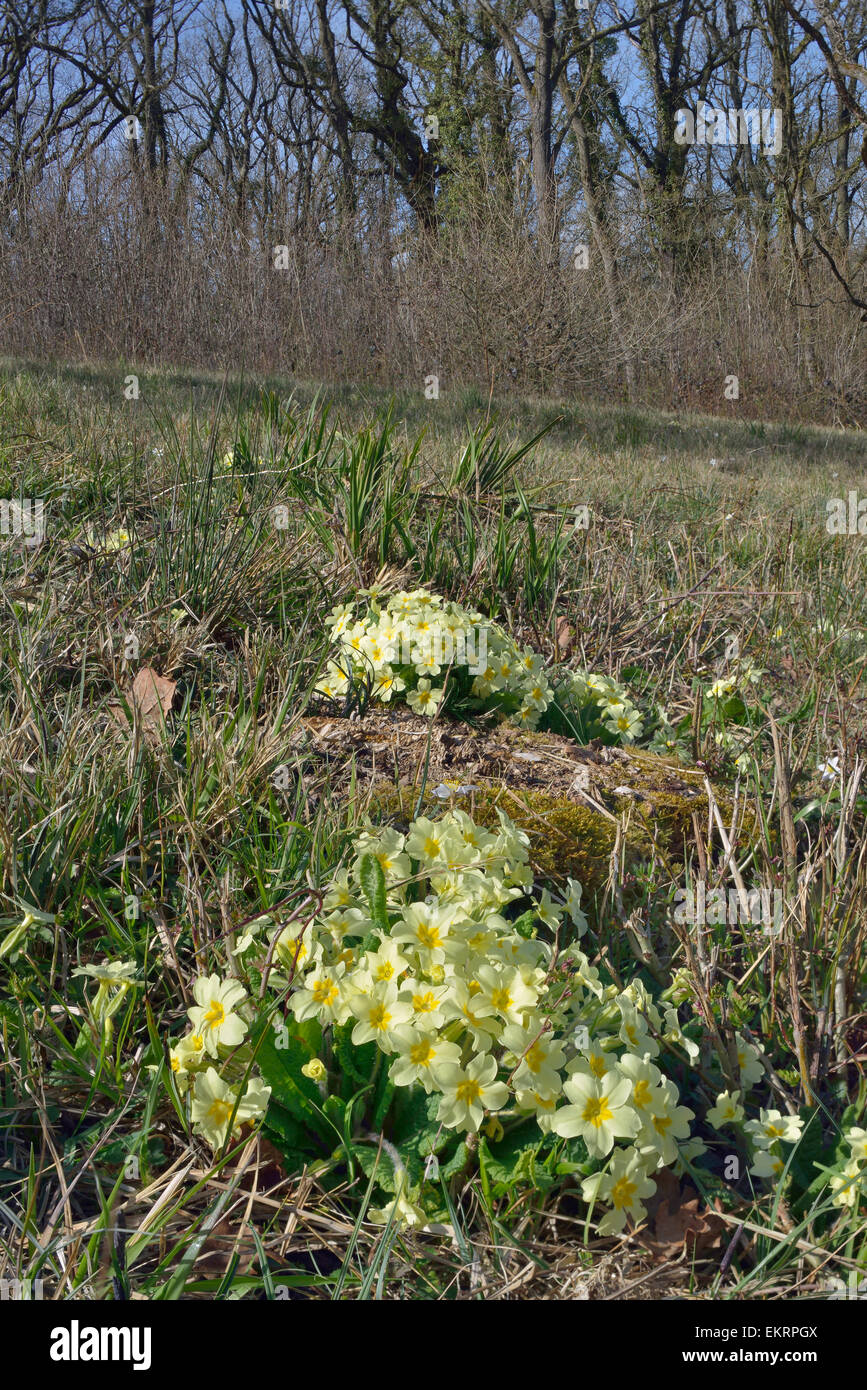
[203,1000,225,1027]
[455,1079,482,1105]
[369,1003,392,1031]
[588,1054,607,1079]
[413,991,437,1014]
[632,1079,651,1108]
[409,1040,435,1066]
[582,1095,613,1128]
[652,1113,672,1135]
[610,1176,637,1210]
[190,1034,204,1050]
[766,1122,784,1137]
[491,987,513,1012]
[417,923,442,949]
[375,961,395,981]
[525,1042,544,1073]
[207,1099,234,1130]
[312,979,338,1006]
[422,836,441,858]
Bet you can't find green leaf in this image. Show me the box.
[441,1140,471,1179]
[788,1109,836,1205]
[372,1075,396,1131]
[359,853,389,932]
[512,909,538,940]
[715,695,749,724]
[264,1102,318,1158]
[252,1016,326,1136]
[390,1085,434,1150]
[333,1021,377,1090]
[482,1122,554,1194]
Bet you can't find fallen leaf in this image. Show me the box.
[554,615,575,658]
[109,667,177,735]
[641,1168,726,1259]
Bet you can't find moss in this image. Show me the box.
[369,760,759,907]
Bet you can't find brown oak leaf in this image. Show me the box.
[110,667,177,735]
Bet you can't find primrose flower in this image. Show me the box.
[617,1053,664,1115]
[503,1023,566,1095]
[356,826,411,882]
[744,1109,804,1149]
[844,1128,867,1164]
[553,1064,639,1157]
[275,923,317,975]
[103,527,131,553]
[618,1001,659,1058]
[390,1029,462,1091]
[374,670,406,702]
[535,889,562,931]
[73,958,139,986]
[362,937,411,986]
[440,976,499,1047]
[325,603,355,637]
[315,665,350,700]
[661,1007,700,1063]
[290,963,352,1025]
[350,982,413,1046]
[637,1089,695,1167]
[582,1148,657,1234]
[301,1058,327,1083]
[407,680,442,716]
[707,1089,745,1129]
[732,1035,763,1088]
[603,704,644,742]
[515,1087,560,1132]
[322,870,356,910]
[563,878,588,935]
[437,1052,509,1131]
[749,1147,785,1180]
[320,905,370,943]
[190,1068,271,1150]
[370,1182,427,1229]
[829,1161,864,1209]
[187,975,249,1057]
[475,963,539,1027]
[399,976,449,1027]
[393,902,452,966]
[405,817,458,865]
[169,1031,206,1090]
